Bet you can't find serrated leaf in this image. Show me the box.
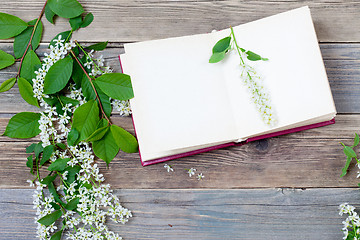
[18,77,39,107]
[69,15,82,31]
[212,36,231,53]
[20,49,41,84]
[341,156,353,177]
[96,86,112,117]
[40,145,55,165]
[3,112,41,138]
[95,73,134,100]
[246,50,268,61]
[26,143,37,153]
[14,19,43,58]
[111,125,138,153]
[93,130,119,165]
[71,56,84,87]
[40,174,57,186]
[0,49,15,69]
[67,128,79,146]
[37,210,62,226]
[0,12,28,39]
[85,41,108,51]
[80,13,93,28]
[209,52,226,63]
[81,74,96,101]
[50,230,63,240]
[49,31,72,48]
[48,158,70,171]
[87,126,109,142]
[0,77,16,93]
[44,56,73,94]
[45,4,56,24]
[48,0,84,19]
[64,197,79,211]
[71,100,99,141]
[48,182,63,204]
[353,133,359,148]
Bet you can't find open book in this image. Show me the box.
[120,6,337,166]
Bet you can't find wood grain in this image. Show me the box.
[0,188,354,239]
[0,1,360,43]
[0,43,360,113]
[0,114,359,189]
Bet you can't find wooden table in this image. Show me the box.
[1,1,360,239]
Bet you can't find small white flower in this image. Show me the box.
[164,164,174,172]
[27,179,35,187]
[187,168,196,177]
[197,173,205,180]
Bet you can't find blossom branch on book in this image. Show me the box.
[209,26,277,126]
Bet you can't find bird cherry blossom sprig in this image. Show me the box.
[0,0,137,239]
[339,203,360,240]
[209,26,277,126]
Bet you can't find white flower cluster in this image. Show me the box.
[239,60,277,126]
[339,203,360,240]
[29,36,132,239]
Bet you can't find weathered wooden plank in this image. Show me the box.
[0,188,354,239]
[0,114,359,189]
[0,43,359,113]
[0,1,360,43]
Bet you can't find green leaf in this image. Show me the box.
[343,146,357,158]
[93,130,119,165]
[18,77,39,107]
[26,143,37,153]
[246,50,268,61]
[34,142,43,158]
[341,156,352,177]
[95,73,134,100]
[63,165,81,184]
[49,31,72,48]
[81,74,96,101]
[20,49,41,84]
[45,4,56,24]
[85,41,108,51]
[353,133,359,148]
[110,125,138,153]
[3,112,41,138]
[48,158,70,171]
[40,174,57,186]
[58,95,79,107]
[64,197,79,210]
[97,118,108,128]
[40,145,55,165]
[87,126,109,142]
[44,56,73,94]
[71,57,84,87]
[209,52,226,63]
[14,19,43,58]
[212,36,231,53]
[37,210,62,226]
[48,182,63,204]
[69,15,82,31]
[67,128,79,146]
[26,155,34,173]
[56,142,67,150]
[0,78,16,93]
[0,12,28,39]
[97,87,112,117]
[80,13,94,28]
[0,49,15,69]
[50,230,63,240]
[48,0,84,19]
[71,99,100,141]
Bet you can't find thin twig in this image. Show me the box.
[70,50,112,124]
[16,0,48,78]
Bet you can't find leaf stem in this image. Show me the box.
[16,0,47,78]
[69,49,111,124]
[74,40,103,74]
[230,26,245,65]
